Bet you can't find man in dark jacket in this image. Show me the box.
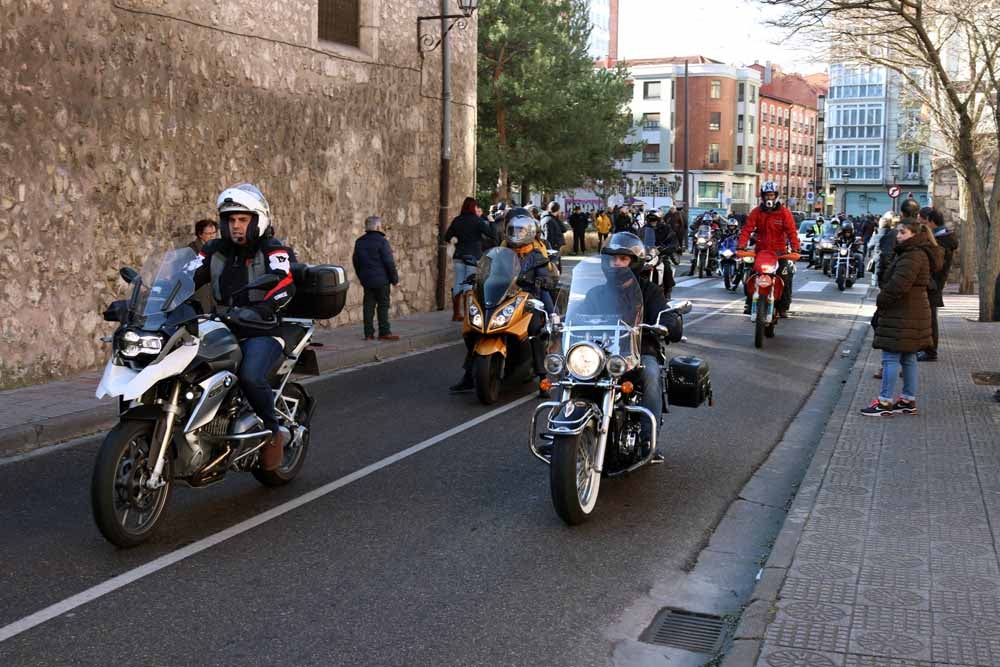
[193,184,296,471]
[352,215,400,341]
[917,206,958,361]
[568,205,590,254]
[540,202,565,252]
[445,197,497,320]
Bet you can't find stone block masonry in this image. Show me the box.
[0,0,476,387]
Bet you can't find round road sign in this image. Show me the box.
[888,185,902,199]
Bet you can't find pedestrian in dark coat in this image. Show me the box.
[568,206,589,254]
[862,220,941,416]
[917,206,957,360]
[445,196,496,320]
[352,216,400,341]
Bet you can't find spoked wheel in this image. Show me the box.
[91,421,172,548]
[474,352,502,405]
[550,423,601,525]
[754,302,766,349]
[254,383,312,487]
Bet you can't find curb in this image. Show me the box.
[0,326,461,460]
[718,290,875,666]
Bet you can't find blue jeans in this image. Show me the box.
[639,354,663,443]
[880,351,918,403]
[238,336,284,432]
[453,259,476,297]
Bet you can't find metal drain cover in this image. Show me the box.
[641,607,726,654]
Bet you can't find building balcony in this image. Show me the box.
[700,160,731,170]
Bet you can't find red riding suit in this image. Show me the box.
[738,205,800,253]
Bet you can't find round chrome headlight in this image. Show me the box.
[839,248,848,256]
[544,354,565,376]
[566,343,605,380]
[607,355,628,377]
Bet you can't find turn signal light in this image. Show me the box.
[539,378,552,392]
[621,381,634,394]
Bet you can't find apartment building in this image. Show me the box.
[824,62,931,215]
[613,57,762,214]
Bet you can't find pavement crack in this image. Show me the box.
[737,496,788,511]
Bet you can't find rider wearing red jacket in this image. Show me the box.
[738,181,801,317]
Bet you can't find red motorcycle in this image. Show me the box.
[737,249,800,348]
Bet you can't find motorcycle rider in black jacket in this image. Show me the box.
[192,184,296,472]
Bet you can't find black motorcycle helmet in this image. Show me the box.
[601,231,646,272]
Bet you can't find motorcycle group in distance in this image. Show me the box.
[93,182,815,543]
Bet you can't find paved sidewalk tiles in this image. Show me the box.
[0,309,461,457]
[754,294,1000,667]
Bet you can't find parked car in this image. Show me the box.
[797,219,818,256]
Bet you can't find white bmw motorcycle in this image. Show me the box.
[92,247,346,547]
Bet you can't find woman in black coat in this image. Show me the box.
[862,221,942,416]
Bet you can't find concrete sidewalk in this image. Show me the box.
[731,293,1000,666]
[0,310,462,459]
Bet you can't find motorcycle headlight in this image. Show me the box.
[743,256,755,264]
[607,355,628,377]
[759,263,776,274]
[821,241,833,249]
[839,248,849,256]
[488,298,522,330]
[697,238,707,245]
[721,249,734,258]
[468,302,484,329]
[544,354,565,376]
[118,330,163,358]
[565,343,605,380]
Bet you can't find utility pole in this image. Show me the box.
[683,60,689,210]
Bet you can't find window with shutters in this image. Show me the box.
[319,0,360,48]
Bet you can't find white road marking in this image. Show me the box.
[0,393,536,643]
[685,297,746,326]
[674,278,713,288]
[798,281,829,293]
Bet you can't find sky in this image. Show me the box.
[616,0,825,76]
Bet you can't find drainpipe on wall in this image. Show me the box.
[436,0,451,311]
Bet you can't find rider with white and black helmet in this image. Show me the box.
[584,232,681,462]
[193,184,297,472]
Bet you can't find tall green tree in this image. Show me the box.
[477,0,635,204]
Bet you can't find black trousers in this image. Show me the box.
[928,305,939,352]
[363,285,392,337]
[572,229,587,253]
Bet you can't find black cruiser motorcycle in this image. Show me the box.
[529,260,712,525]
[92,247,347,547]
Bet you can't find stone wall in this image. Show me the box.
[0,0,476,387]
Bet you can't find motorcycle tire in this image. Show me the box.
[847,279,855,289]
[724,267,732,291]
[550,423,601,526]
[474,353,502,405]
[823,258,831,276]
[91,420,172,548]
[697,258,704,279]
[837,272,846,291]
[754,303,766,349]
[253,383,312,487]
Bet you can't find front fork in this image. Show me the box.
[750,283,775,322]
[146,381,182,489]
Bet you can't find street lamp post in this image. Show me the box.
[889,159,900,214]
[417,0,479,311]
[842,170,851,215]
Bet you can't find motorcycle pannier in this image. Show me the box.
[666,355,712,408]
[284,264,349,319]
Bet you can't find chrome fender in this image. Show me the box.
[96,341,200,401]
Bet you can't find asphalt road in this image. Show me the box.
[0,259,869,666]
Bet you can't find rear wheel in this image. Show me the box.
[253,383,312,487]
[91,421,172,548]
[474,353,502,405]
[754,302,766,349]
[550,424,601,525]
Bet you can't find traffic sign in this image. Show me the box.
[888,185,901,199]
[806,191,815,203]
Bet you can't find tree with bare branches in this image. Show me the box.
[759,0,1000,320]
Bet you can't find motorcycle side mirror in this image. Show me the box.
[664,300,693,316]
[527,298,546,313]
[120,267,139,284]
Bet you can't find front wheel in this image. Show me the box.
[723,265,733,290]
[836,269,846,291]
[822,258,831,276]
[253,383,312,487]
[550,424,601,525]
[91,421,172,548]
[754,301,766,349]
[474,352,502,405]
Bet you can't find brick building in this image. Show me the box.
[750,63,824,212]
[612,57,762,214]
[0,0,476,386]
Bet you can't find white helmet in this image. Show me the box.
[217,183,271,243]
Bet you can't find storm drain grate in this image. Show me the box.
[641,607,726,654]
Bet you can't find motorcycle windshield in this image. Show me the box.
[563,260,643,360]
[131,247,198,330]
[476,247,521,309]
[695,225,712,239]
